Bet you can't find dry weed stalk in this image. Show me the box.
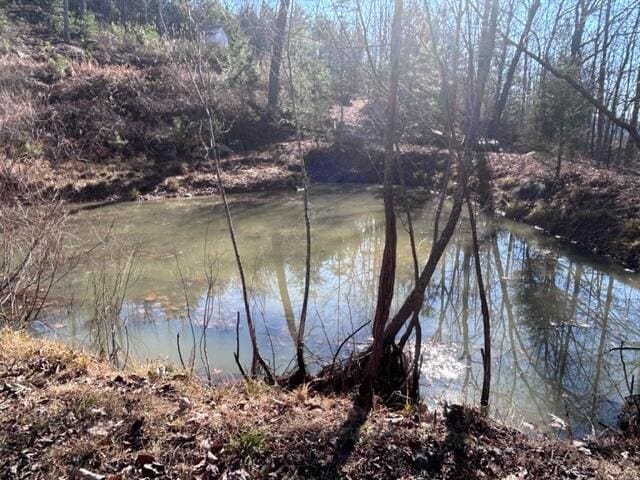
[87,241,138,368]
[0,159,67,325]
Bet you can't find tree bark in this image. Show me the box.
[267,0,291,114]
[362,0,403,401]
[63,0,70,42]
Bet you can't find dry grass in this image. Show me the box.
[0,330,638,479]
[490,152,640,269]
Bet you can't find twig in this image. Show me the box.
[233,311,248,381]
[332,321,371,366]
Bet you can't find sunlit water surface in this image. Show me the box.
[42,185,640,437]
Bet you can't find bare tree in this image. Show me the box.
[179,23,275,383]
[284,0,311,385]
[360,0,403,407]
[488,0,541,139]
[267,0,291,114]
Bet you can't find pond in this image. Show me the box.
[42,184,640,438]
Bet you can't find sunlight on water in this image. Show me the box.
[42,184,640,437]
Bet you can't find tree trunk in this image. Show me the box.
[488,0,541,139]
[156,0,166,37]
[595,0,611,163]
[80,0,86,39]
[284,0,310,384]
[469,0,499,210]
[63,0,70,42]
[556,121,565,178]
[465,192,491,408]
[362,0,403,403]
[624,64,640,163]
[267,0,291,114]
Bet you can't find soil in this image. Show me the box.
[2,6,639,270]
[1,330,638,479]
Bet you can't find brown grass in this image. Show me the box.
[0,330,638,479]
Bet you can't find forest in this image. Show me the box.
[1,0,640,478]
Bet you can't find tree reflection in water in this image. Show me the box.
[46,185,640,437]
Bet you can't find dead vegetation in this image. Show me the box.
[0,331,638,479]
[0,13,290,203]
[0,156,68,326]
[491,152,640,269]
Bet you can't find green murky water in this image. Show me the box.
[42,185,640,437]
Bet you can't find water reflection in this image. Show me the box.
[46,185,640,437]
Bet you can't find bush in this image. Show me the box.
[20,136,43,160]
[127,187,140,201]
[165,177,180,192]
[109,131,128,151]
[46,55,72,82]
[131,24,161,47]
[0,160,68,325]
[105,22,162,50]
[80,12,99,41]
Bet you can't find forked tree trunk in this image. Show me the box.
[361,0,403,405]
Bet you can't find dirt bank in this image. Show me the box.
[306,144,640,270]
[0,330,638,479]
[37,142,303,203]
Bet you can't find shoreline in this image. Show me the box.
[1,330,637,479]
[53,143,640,272]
